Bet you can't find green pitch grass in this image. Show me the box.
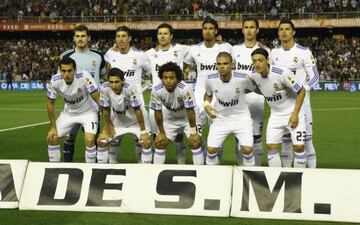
[0,90,359,225]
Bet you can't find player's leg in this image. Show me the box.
[266,116,284,167]
[96,134,109,164]
[234,117,255,166]
[206,121,228,165]
[153,118,175,164]
[63,124,80,162]
[281,133,293,167]
[183,124,204,165]
[82,112,98,163]
[304,98,316,168]
[290,114,307,168]
[48,112,75,162]
[174,133,186,164]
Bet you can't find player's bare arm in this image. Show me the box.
[90,90,100,105]
[47,98,58,142]
[134,106,150,148]
[186,108,201,148]
[100,106,115,139]
[203,93,216,118]
[289,87,306,128]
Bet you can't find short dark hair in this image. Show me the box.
[251,48,269,59]
[108,67,124,80]
[216,52,232,63]
[242,18,259,29]
[116,26,131,37]
[157,23,173,35]
[74,24,90,36]
[278,18,295,30]
[202,17,218,30]
[158,62,183,81]
[59,57,76,69]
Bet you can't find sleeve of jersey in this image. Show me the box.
[150,91,162,111]
[47,80,57,100]
[99,88,110,108]
[83,72,99,93]
[303,50,319,90]
[183,87,196,109]
[269,50,275,65]
[127,86,142,108]
[141,53,151,73]
[283,70,303,94]
[205,79,213,96]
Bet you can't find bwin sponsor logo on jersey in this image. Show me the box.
[237,63,254,71]
[218,98,239,107]
[64,95,84,104]
[200,63,217,71]
[164,104,184,112]
[124,70,135,77]
[265,94,282,102]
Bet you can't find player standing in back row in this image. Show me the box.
[232,18,269,166]
[270,19,319,168]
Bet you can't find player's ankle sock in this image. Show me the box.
[153,149,165,164]
[108,142,120,164]
[267,150,282,167]
[96,147,108,163]
[243,152,255,166]
[191,148,204,165]
[48,145,61,162]
[135,143,143,163]
[175,141,186,164]
[281,136,293,167]
[206,152,219,165]
[305,137,317,168]
[253,138,263,166]
[63,139,75,162]
[141,148,153,164]
[85,146,96,163]
[294,151,307,168]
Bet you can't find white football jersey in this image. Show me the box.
[150,81,196,120]
[251,66,303,116]
[105,47,150,94]
[184,42,232,92]
[145,44,189,86]
[269,43,319,89]
[47,71,98,114]
[232,42,270,75]
[205,72,255,118]
[99,82,142,127]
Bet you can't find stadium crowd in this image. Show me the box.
[0,0,359,20]
[0,35,359,82]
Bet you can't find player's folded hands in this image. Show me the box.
[155,132,170,147]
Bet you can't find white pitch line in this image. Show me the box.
[0,121,49,133]
[313,107,360,111]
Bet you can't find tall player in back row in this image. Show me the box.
[60,25,106,162]
[270,19,319,168]
[145,23,189,164]
[232,18,269,166]
[104,26,150,163]
[184,17,232,160]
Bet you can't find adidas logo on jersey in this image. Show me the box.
[200,63,217,71]
[265,94,282,102]
[237,63,254,71]
[218,98,239,107]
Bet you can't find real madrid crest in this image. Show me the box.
[92,59,97,67]
[235,87,241,94]
[133,59,137,65]
[77,88,83,93]
[273,83,281,91]
[174,51,178,57]
[293,57,298,64]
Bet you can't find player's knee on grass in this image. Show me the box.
[241,146,253,155]
[207,147,218,155]
[293,145,305,153]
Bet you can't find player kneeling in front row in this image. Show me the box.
[150,62,204,165]
[47,57,99,162]
[204,52,256,166]
[97,68,152,163]
[251,48,307,167]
